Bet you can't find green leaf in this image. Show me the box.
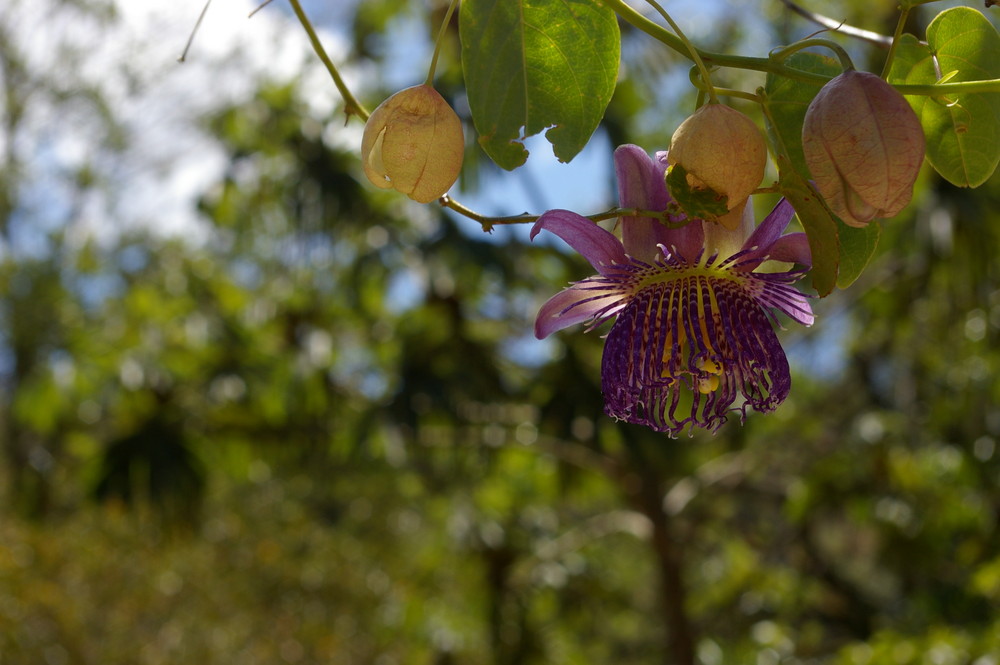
[887,35,933,96]
[888,9,1000,187]
[762,52,841,179]
[762,67,882,293]
[459,0,620,170]
[761,80,841,296]
[835,219,880,289]
[776,164,839,297]
[664,164,729,221]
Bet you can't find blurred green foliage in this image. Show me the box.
[2,1,1000,664]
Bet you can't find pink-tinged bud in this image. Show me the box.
[802,71,925,227]
[667,104,768,230]
[361,84,464,204]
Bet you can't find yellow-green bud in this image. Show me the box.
[361,84,464,204]
[802,71,925,227]
[667,104,768,230]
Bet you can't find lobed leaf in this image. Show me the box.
[888,9,1000,187]
[763,57,883,293]
[762,52,841,180]
[459,0,620,170]
[835,220,880,290]
[775,163,839,297]
[664,164,730,222]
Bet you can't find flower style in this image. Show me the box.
[532,145,814,436]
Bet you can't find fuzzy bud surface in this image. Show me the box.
[667,104,768,230]
[802,70,925,227]
[361,84,464,204]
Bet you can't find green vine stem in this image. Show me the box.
[425,0,460,86]
[288,0,1000,231]
[880,6,911,79]
[644,0,718,103]
[288,0,370,120]
[688,67,761,103]
[602,0,827,84]
[603,0,1000,95]
[896,79,1000,95]
[438,197,537,231]
[440,196,690,233]
[771,38,855,72]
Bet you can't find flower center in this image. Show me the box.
[600,236,805,436]
[648,265,735,394]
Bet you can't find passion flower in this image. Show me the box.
[532,145,813,436]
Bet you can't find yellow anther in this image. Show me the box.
[697,357,723,375]
[697,375,720,394]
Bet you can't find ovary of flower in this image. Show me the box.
[361,84,464,204]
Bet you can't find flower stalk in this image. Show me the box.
[880,5,913,79]
[644,0,718,103]
[287,0,369,120]
[425,0,460,86]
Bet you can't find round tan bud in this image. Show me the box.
[668,104,768,229]
[802,71,925,227]
[361,84,464,204]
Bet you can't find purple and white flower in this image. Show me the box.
[532,145,814,436]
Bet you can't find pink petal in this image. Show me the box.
[742,198,795,253]
[615,145,673,263]
[530,209,626,276]
[777,290,815,326]
[534,285,623,339]
[766,233,812,267]
[736,200,811,271]
[653,151,704,260]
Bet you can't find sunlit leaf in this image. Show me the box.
[835,219,880,289]
[762,51,841,179]
[664,163,729,221]
[775,162,839,297]
[888,9,1000,187]
[459,0,620,170]
[761,78,840,297]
